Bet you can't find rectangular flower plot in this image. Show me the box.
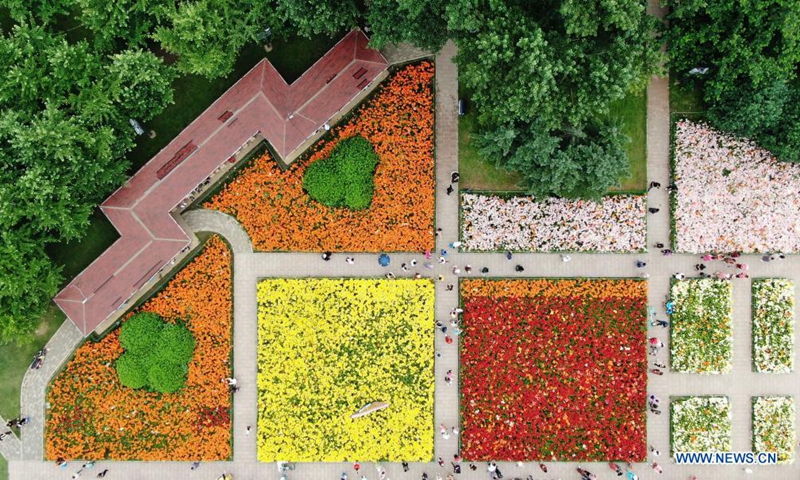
[670,279,733,374]
[460,278,648,461]
[461,193,646,252]
[752,279,795,373]
[753,396,795,464]
[256,278,435,462]
[671,396,732,455]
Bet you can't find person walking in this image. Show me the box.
[96,470,109,478]
[636,260,647,268]
[515,265,524,272]
[561,254,571,262]
[446,185,454,195]
[648,207,660,214]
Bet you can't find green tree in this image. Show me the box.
[147,362,187,394]
[75,0,171,49]
[366,0,449,51]
[666,0,800,102]
[274,0,359,38]
[107,49,176,121]
[0,0,71,24]
[153,0,264,79]
[454,0,661,129]
[477,119,629,199]
[0,228,61,344]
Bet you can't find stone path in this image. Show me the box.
[8,16,800,480]
[183,209,253,254]
[0,413,21,461]
[19,320,83,461]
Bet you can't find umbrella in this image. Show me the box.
[378,254,390,267]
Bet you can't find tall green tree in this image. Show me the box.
[476,119,630,199]
[75,0,171,49]
[666,0,800,102]
[366,0,449,52]
[0,23,175,343]
[0,227,61,344]
[153,0,267,79]
[274,0,359,38]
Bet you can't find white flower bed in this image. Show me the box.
[460,193,646,252]
[753,396,795,464]
[670,279,733,374]
[752,279,795,373]
[674,120,800,253]
[671,396,732,455]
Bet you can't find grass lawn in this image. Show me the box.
[0,306,64,421]
[457,88,525,191]
[0,455,6,480]
[608,87,648,192]
[458,87,648,193]
[670,73,705,115]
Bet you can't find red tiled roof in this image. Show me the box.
[54,30,389,335]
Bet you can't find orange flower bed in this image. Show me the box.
[462,278,647,299]
[205,62,435,252]
[46,236,233,461]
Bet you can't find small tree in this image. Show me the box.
[303,135,379,210]
[119,312,164,355]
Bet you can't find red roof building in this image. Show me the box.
[54,30,389,335]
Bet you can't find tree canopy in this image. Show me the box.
[666,0,800,161]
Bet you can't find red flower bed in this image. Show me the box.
[460,279,647,461]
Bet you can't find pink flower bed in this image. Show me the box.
[674,120,800,253]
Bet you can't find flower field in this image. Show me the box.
[461,193,646,252]
[460,278,648,461]
[256,278,435,462]
[46,237,233,460]
[753,396,795,464]
[752,279,795,373]
[670,279,733,374]
[205,62,435,252]
[671,397,732,455]
[673,120,800,253]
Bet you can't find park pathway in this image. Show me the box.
[8,21,800,480]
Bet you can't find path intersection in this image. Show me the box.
[7,4,800,480]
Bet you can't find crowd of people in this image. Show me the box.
[461,194,646,252]
[674,120,800,254]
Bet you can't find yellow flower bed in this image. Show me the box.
[256,278,435,462]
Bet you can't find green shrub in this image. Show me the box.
[120,312,163,355]
[116,353,148,389]
[154,322,196,365]
[302,135,379,210]
[147,362,188,394]
[115,313,195,393]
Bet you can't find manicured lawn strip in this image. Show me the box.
[457,101,524,191]
[0,307,64,420]
[669,74,705,115]
[670,279,733,374]
[671,396,731,456]
[256,278,434,461]
[753,396,795,464]
[752,279,795,373]
[608,88,647,193]
[460,278,647,462]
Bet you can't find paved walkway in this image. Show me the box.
[0,413,21,461]
[8,16,800,480]
[19,320,83,461]
[183,210,253,254]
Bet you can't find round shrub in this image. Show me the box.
[302,135,379,210]
[115,312,195,393]
[154,322,196,365]
[147,362,187,394]
[120,312,163,355]
[116,353,148,389]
